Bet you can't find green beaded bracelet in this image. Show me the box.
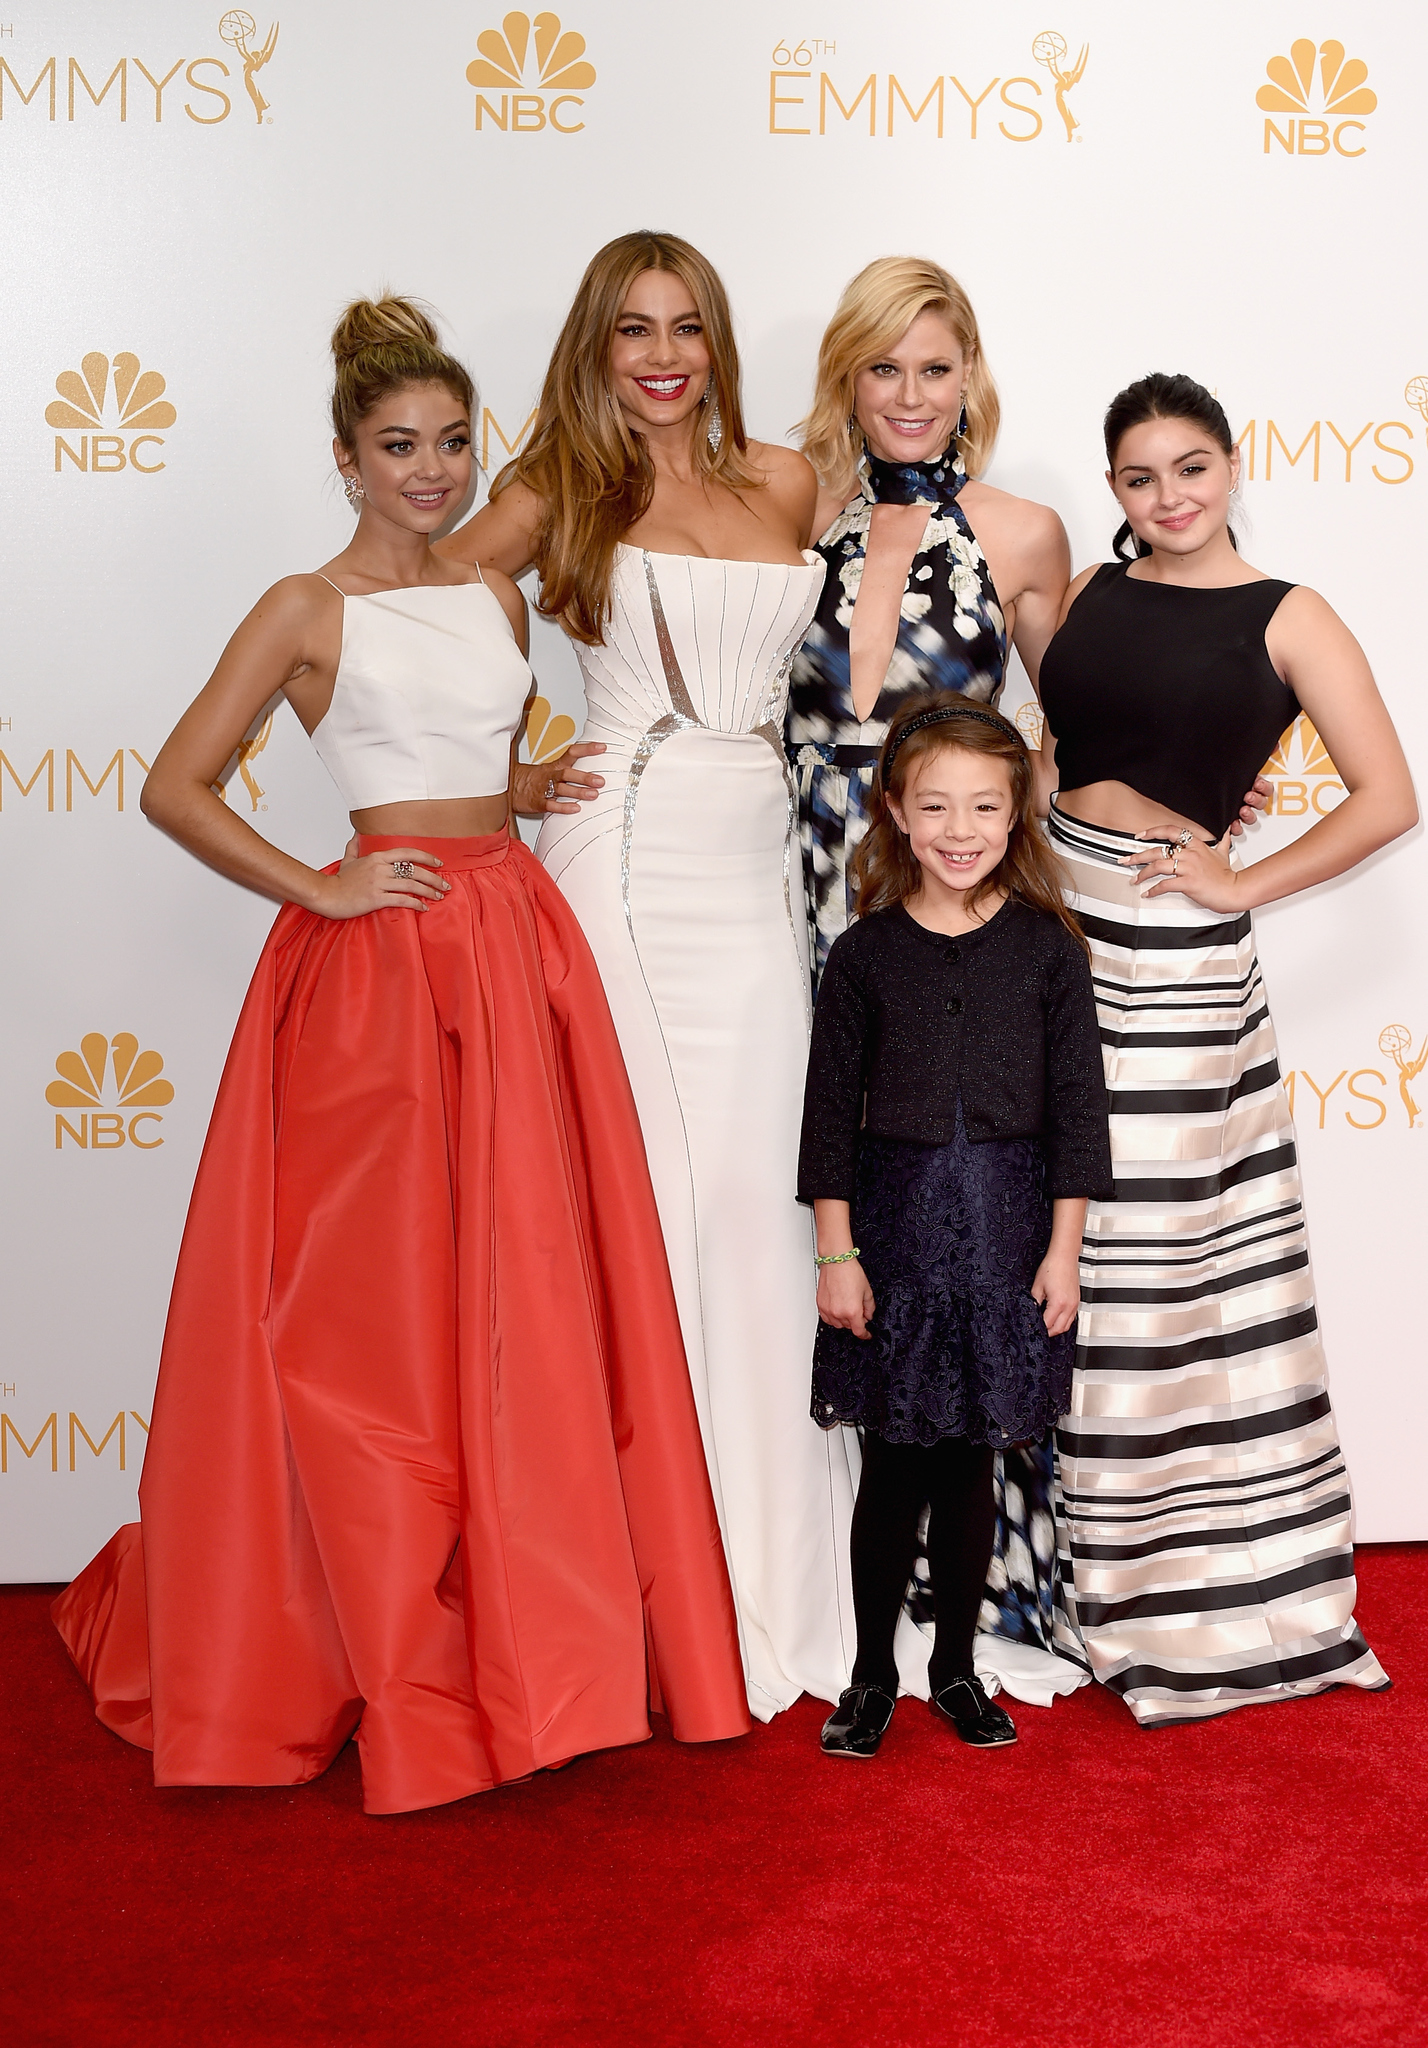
[814,1247,862,1267]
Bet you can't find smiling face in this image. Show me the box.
[334,380,472,534]
[1109,415,1240,560]
[854,309,968,466]
[887,744,1015,906]
[608,267,713,440]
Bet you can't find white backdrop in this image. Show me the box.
[2,0,1423,1576]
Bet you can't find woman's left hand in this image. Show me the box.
[1120,826,1247,913]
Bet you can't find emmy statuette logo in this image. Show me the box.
[219,11,279,123]
[1257,38,1376,155]
[1405,379,1428,443]
[46,1033,174,1150]
[0,15,279,124]
[468,12,595,132]
[1378,1028,1426,1130]
[213,710,275,811]
[47,352,176,475]
[1032,30,1087,141]
[769,25,1086,143]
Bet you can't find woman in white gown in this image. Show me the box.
[441,232,856,1719]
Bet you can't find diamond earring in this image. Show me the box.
[704,374,723,455]
[343,474,365,509]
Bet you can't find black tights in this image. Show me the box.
[849,1432,996,1697]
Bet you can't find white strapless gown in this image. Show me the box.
[537,547,857,1718]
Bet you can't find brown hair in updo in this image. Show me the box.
[852,690,1085,947]
[329,294,475,450]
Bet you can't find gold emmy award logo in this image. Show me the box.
[1261,712,1344,820]
[219,11,279,124]
[46,351,176,475]
[1257,39,1376,155]
[1378,1025,1426,1129]
[1013,701,1045,750]
[46,1033,174,1151]
[523,696,576,765]
[468,12,595,132]
[1032,30,1087,141]
[213,709,274,811]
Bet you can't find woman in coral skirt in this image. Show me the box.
[53,295,749,1814]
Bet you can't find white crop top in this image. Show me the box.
[309,580,531,809]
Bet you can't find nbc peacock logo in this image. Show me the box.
[46,351,176,475]
[1261,712,1344,821]
[468,11,595,133]
[46,1033,174,1151]
[522,695,576,766]
[1256,38,1376,156]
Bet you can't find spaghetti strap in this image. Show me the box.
[313,573,346,596]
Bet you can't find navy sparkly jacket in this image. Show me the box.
[797,899,1114,1205]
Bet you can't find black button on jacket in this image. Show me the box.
[798,900,1115,1205]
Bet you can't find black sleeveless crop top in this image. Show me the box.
[1039,563,1300,837]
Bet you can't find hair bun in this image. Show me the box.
[331,294,441,367]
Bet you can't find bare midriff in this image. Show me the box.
[350,794,511,838]
[1055,780,1215,843]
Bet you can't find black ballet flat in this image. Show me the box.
[820,1684,896,1758]
[930,1676,1017,1748]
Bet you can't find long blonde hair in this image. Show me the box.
[494,231,762,646]
[798,256,1000,494]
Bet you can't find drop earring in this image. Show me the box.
[343,474,365,509]
[956,394,969,438]
[704,373,723,455]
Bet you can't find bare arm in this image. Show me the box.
[140,578,448,917]
[1004,502,1070,695]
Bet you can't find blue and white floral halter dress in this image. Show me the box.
[787,448,1007,991]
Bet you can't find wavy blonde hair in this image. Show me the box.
[494,231,762,646]
[329,294,474,449]
[798,256,1000,493]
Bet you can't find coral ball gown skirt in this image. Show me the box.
[53,831,749,1813]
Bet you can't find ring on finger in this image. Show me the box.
[392,859,414,879]
[1176,827,1194,848]
[1170,850,1180,876]
[544,780,556,800]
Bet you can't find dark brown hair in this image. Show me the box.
[330,294,474,450]
[1103,371,1238,561]
[852,691,1085,947]
[493,230,761,646]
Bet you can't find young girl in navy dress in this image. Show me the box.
[799,691,1113,1756]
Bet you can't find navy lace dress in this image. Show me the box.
[786,448,1007,992]
[812,1108,1074,1449]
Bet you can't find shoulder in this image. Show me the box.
[245,572,340,635]
[827,907,896,971]
[747,440,818,516]
[960,482,1066,555]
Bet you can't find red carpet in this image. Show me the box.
[3,1546,1425,2047]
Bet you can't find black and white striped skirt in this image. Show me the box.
[1047,801,1388,1726]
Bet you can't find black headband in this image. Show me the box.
[881,703,1024,781]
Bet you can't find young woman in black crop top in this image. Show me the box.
[1036,372,1415,1730]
